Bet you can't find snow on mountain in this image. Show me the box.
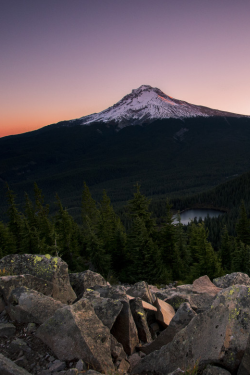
[78,85,244,128]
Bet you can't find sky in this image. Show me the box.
[1,0,250,138]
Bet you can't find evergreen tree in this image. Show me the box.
[82,182,100,235]
[175,212,189,279]
[6,184,24,251]
[0,221,16,258]
[219,226,232,272]
[236,201,250,245]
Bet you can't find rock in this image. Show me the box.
[176,284,195,295]
[141,300,157,312]
[154,297,175,328]
[203,365,231,375]
[0,254,76,304]
[0,322,16,337]
[75,359,87,371]
[213,272,250,288]
[132,285,250,375]
[9,338,31,354]
[27,322,36,333]
[188,292,215,313]
[48,360,66,372]
[165,294,190,311]
[0,353,32,374]
[126,281,155,304]
[155,291,172,300]
[149,322,161,338]
[238,332,250,375]
[128,353,141,371]
[86,296,123,330]
[167,369,184,375]
[140,302,196,355]
[86,371,103,375]
[7,286,65,324]
[117,358,130,374]
[129,298,152,343]
[69,270,107,299]
[0,295,5,313]
[192,275,221,296]
[110,334,127,360]
[36,298,114,374]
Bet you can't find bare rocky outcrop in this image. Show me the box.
[36,298,114,374]
[213,272,250,288]
[7,287,65,324]
[69,270,107,300]
[132,285,250,375]
[0,254,76,304]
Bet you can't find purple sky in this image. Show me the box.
[1,0,250,137]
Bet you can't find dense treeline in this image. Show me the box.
[1,183,250,284]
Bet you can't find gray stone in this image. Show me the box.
[128,353,141,371]
[9,338,31,354]
[0,295,5,313]
[129,298,152,343]
[111,334,127,360]
[132,285,250,375]
[36,298,114,374]
[0,353,32,375]
[0,322,16,337]
[203,365,231,375]
[140,302,196,355]
[165,294,190,311]
[0,254,76,304]
[117,358,130,374]
[88,296,123,330]
[69,270,106,299]
[238,332,250,375]
[126,281,155,304]
[213,272,250,288]
[27,322,36,333]
[167,369,184,375]
[8,286,65,324]
[75,359,86,371]
[49,360,66,372]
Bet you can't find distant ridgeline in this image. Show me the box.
[1,181,250,285]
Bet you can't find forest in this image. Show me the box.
[1,181,250,285]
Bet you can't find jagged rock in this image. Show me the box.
[75,359,87,371]
[203,365,231,375]
[140,302,196,355]
[188,293,215,313]
[238,332,250,375]
[36,298,114,374]
[110,335,127,360]
[126,281,155,304]
[128,353,141,371]
[48,360,66,372]
[82,295,123,330]
[9,338,31,354]
[176,284,195,295]
[86,371,103,375]
[0,254,76,304]
[129,298,152,343]
[155,291,171,300]
[192,275,221,296]
[27,322,36,333]
[117,358,130,374]
[132,285,250,375]
[0,353,32,374]
[0,322,16,337]
[165,294,191,311]
[213,272,250,288]
[83,289,101,300]
[7,286,65,324]
[154,298,175,328]
[92,286,139,355]
[69,270,106,299]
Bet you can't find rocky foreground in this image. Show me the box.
[1,255,250,375]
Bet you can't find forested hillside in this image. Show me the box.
[1,182,250,284]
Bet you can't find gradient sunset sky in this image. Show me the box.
[1,0,250,138]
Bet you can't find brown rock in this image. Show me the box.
[128,353,141,371]
[192,275,221,296]
[0,254,76,304]
[117,358,130,374]
[154,297,175,328]
[36,298,114,374]
[238,333,250,375]
[110,335,127,360]
[8,286,65,324]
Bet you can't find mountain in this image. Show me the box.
[75,85,245,128]
[0,86,250,222]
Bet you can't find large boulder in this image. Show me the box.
[69,270,107,299]
[7,286,65,324]
[203,365,231,375]
[192,275,221,296]
[129,297,152,343]
[154,298,175,328]
[140,302,196,355]
[36,298,114,374]
[213,272,250,288]
[0,353,32,375]
[132,285,250,375]
[126,281,155,304]
[0,254,76,304]
[237,333,250,375]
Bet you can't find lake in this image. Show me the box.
[174,208,224,225]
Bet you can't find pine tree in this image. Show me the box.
[0,221,16,258]
[82,182,100,235]
[219,226,232,272]
[175,212,189,279]
[236,201,250,245]
[6,184,24,251]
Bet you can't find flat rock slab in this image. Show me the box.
[213,272,250,288]
[0,254,76,304]
[36,298,114,374]
[132,285,250,375]
[192,275,222,296]
[154,298,175,328]
[8,286,65,324]
[0,353,32,375]
[69,270,106,299]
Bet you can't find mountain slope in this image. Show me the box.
[76,85,246,128]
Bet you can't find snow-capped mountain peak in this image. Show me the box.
[78,85,244,128]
